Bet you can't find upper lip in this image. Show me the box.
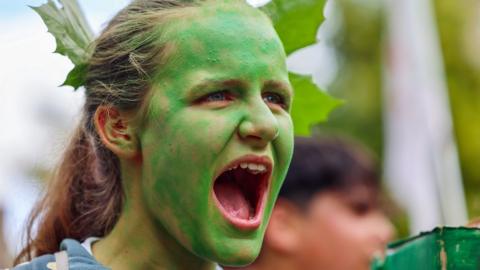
[214,154,273,181]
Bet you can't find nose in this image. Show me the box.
[374,214,395,247]
[238,98,279,148]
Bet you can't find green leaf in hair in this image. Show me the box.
[289,72,343,136]
[62,62,89,89]
[261,0,327,55]
[264,0,342,135]
[31,0,94,90]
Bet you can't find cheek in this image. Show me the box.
[294,214,340,269]
[308,213,351,247]
[303,203,367,253]
[272,115,294,173]
[265,115,293,209]
[322,212,373,246]
[144,108,239,164]
[298,212,369,269]
[139,109,242,213]
[176,108,242,150]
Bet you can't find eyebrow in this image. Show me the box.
[195,79,248,88]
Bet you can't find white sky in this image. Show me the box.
[0,0,337,257]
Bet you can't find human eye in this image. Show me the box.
[262,92,288,110]
[351,201,374,216]
[194,90,234,105]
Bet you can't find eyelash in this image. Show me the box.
[195,90,234,104]
[262,92,288,110]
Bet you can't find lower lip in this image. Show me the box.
[212,183,269,231]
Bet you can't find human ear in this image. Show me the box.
[263,199,303,254]
[94,105,140,160]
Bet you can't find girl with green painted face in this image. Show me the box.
[13,0,294,269]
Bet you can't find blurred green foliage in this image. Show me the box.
[262,0,326,54]
[316,0,384,155]
[434,0,480,219]
[318,0,480,235]
[289,73,343,135]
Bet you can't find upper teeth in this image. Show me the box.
[228,163,267,174]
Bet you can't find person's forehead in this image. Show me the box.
[155,5,287,81]
[162,5,281,51]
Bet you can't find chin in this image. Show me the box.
[193,232,263,267]
[212,239,262,267]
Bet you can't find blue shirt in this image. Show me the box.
[13,239,108,270]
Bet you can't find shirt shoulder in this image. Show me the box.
[11,254,55,270]
[59,239,109,270]
[11,239,108,270]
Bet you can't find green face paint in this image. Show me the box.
[138,3,294,266]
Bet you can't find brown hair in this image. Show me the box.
[14,0,210,264]
[279,136,380,208]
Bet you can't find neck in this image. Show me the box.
[92,161,215,270]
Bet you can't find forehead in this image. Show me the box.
[158,5,287,79]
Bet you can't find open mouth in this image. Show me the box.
[213,155,272,230]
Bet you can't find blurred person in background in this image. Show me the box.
[226,136,395,270]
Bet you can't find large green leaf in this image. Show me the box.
[32,0,94,89]
[262,0,327,55]
[290,73,343,136]
[62,62,88,89]
[263,0,341,135]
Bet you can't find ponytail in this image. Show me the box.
[15,0,205,264]
[14,116,124,264]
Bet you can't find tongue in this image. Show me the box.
[215,180,250,220]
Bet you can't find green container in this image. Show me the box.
[372,227,480,270]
